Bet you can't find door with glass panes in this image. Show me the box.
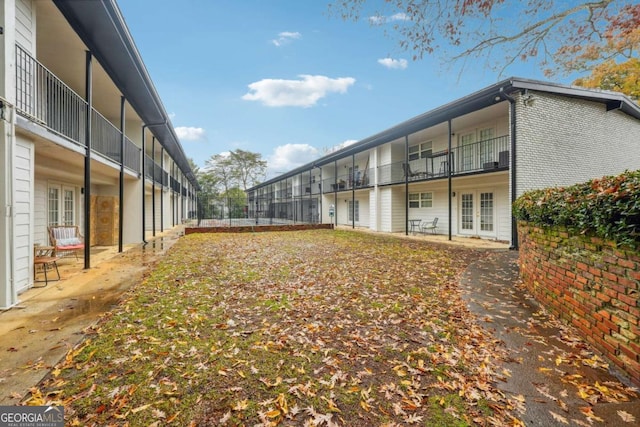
[48,185,77,226]
[459,190,495,238]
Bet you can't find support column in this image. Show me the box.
[448,119,452,241]
[404,135,409,236]
[152,137,156,237]
[118,96,125,252]
[160,147,164,233]
[83,51,92,269]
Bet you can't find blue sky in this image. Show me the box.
[118,0,577,178]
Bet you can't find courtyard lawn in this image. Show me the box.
[34,230,520,426]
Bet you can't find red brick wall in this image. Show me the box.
[185,223,334,235]
[518,221,640,385]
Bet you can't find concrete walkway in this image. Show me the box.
[461,250,639,426]
[0,227,183,406]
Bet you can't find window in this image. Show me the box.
[408,141,433,160]
[409,192,433,208]
[348,200,359,222]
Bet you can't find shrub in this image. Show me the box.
[513,170,640,249]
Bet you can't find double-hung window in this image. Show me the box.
[408,141,433,161]
[409,192,433,208]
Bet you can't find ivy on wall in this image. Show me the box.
[513,170,640,249]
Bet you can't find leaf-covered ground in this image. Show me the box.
[33,230,523,426]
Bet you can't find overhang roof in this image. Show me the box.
[53,0,199,190]
[251,77,640,190]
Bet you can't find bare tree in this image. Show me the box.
[328,0,639,76]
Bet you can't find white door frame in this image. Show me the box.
[48,183,78,226]
[458,189,496,238]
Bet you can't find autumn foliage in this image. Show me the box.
[32,231,524,426]
[513,169,640,249]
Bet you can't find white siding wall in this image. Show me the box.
[407,182,450,235]
[33,179,47,244]
[14,139,34,292]
[390,188,406,232]
[15,0,35,53]
[515,91,640,196]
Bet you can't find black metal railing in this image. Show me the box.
[144,155,169,186]
[378,135,509,185]
[16,44,87,145]
[321,168,374,193]
[124,137,141,174]
[91,109,121,163]
[16,44,143,175]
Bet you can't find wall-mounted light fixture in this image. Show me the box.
[522,89,535,106]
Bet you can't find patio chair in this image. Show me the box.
[402,163,422,180]
[420,217,439,234]
[48,225,85,259]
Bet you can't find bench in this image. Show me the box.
[49,225,85,259]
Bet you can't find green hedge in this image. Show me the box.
[513,170,640,249]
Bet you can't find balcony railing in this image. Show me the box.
[321,168,374,194]
[144,155,169,187]
[15,44,141,174]
[378,135,509,186]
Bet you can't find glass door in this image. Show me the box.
[460,191,495,238]
[48,184,77,226]
[460,193,475,234]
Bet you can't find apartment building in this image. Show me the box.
[248,78,640,246]
[0,0,199,308]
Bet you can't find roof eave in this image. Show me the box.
[53,0,199,190]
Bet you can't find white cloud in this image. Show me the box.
[326,139,358,153]
[378,57,408,70]
[175,126,206,141]
[369,12,409,25]
[271,31,302,47]
[267,143,320,177]
[242,75,356,107]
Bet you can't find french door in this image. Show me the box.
[459,191,495,238]
[48,185,77,226]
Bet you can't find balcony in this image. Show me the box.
[15,44,141,174]
[322,168,374,194]
[378,135,509,186]
[144,155,169,187]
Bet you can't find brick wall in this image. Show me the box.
[515,91,640,197]
[518,221,640,385]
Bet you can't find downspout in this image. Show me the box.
[448,119,452,241]
[404,135,409,236]
[118,96,125,253]
[1,98,17,308]
[498,88,518,249]
[140,121,166,243]
[83,51,92,270]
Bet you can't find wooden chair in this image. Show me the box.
[420,217,439,234]
[34,245,60,286]
[48,225,85,259]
